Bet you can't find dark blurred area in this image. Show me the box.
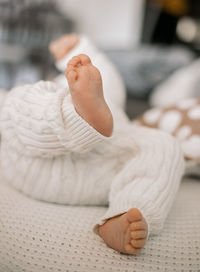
[0,0,72,89]
[143,0,200,48]
[0,0,200,118]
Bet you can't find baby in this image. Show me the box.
[0,34,185,255]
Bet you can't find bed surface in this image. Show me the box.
[0,175,200,272]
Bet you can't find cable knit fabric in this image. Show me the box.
[0,36,185,238]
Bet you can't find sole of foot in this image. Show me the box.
[65,54,113,137]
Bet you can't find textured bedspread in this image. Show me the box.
[0,176,199,272]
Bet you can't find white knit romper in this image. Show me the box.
[0,36,185,236]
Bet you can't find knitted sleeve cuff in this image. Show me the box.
[92,196,163,241]
[46,89,111,153]
[55,35,99,72]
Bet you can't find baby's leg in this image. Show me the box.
[96,127,185,254]
[66,54,113,137]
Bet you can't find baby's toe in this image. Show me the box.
[130,230,147,239]
[124,244,141,255]
[78,54,91,65]
[66,69,78,82]
[68,56,81,67]
[130,221,147,231]
[130,238,146,249]
[127,208,143,223]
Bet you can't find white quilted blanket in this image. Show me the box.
[0,176,200,272]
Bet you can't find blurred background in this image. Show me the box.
[0,0,200,118]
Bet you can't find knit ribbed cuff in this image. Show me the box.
[62,95,111,152]
[46,90,111,153]
[92,190,168,240]
[55,35,99,72]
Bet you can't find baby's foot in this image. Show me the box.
[99,208,148,254]
[66,54,113,137]
[49,34,79,61]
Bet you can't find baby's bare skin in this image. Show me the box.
[99,208,148,254]
[65,54,113,137]
[50,34,148,254]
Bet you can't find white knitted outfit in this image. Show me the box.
[0,36,185,236]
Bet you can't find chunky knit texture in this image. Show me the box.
[0,36,185,237]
